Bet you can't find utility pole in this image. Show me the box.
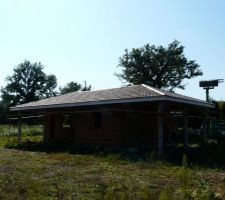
[206,88,209,102]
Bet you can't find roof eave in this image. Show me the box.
[10,96,214,112]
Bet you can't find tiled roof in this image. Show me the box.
[10,84,214,111]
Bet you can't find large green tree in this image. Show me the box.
[1,60,57,107]
[59,81,91,95]
[116,40,203,91]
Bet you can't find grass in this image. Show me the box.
[0,124,43,136]
[0,124,43,147]
[0,147,224,200]
[0,125,224,199]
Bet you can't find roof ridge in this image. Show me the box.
[141,84,165,95]
[58,85,137,96]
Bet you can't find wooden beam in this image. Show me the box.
[157,102,164,157]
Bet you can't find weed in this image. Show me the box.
[191,179,222,200]
[158,187,174,200]
[0,125,224,200]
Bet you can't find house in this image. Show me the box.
[10,84,214,156]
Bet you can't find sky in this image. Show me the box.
[0,0,225,100]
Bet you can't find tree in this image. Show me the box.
[116,40,203,91]
[1,60,57,107]
[81,81,91,91]
[215,101,225,121]
[0,100,9,123]
[59,82,82,95]
[223,102,225,120]
[59,81,91,95]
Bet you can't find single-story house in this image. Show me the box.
[10,84,214,155]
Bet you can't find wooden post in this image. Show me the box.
[157,102,164,157]
[202,113,207,141]
[8,118,11,136]
[183,106,188,152]
[43,114,48,143]
[17,113,22,145]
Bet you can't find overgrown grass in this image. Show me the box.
[0,125,224,199]
[0,124,43,136]
[0,147,224,200]
[0,124,43,147]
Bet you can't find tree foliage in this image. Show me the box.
[1,60,57,107]
[215,101,225,121]
[223,102,225,120]
[81,81,91,91]
[59,81,91,95]
[0,101,9,123]
[59,82,82,95]
[116,40,203,91]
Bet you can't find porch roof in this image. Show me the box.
[10,84,214,112]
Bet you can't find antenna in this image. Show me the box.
[199,79,224,102]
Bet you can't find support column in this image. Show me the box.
[43,114,48,143]
[17,113,22,145]
[183,106,188,152]
[202,113,207,141]
[8,118,11,136]
[157,102,164,157]
[206,88,210,102]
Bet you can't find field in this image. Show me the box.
[0,124,43,147]
[0,125,224,200]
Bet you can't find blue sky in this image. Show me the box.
[0,0,225,100]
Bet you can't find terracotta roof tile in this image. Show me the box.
[10,84,213,111]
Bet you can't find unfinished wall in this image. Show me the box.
[44,110,160,147]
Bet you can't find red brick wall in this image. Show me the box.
[44,110,158,147]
